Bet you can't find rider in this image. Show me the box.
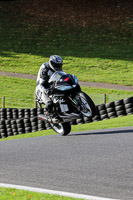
[36,55,63,122]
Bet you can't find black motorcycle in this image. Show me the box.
[38,71,96,136]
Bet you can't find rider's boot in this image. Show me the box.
[44,102,59,123]
[44,110,59,124]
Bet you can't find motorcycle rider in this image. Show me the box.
[36,55,63,123]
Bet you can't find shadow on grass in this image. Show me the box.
[0,1,133,61]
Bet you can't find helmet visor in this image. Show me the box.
[51,61,62,71]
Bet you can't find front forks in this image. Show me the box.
[68,96,81,112]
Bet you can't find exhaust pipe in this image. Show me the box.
[38,114,52,123]
[38,114,60,124]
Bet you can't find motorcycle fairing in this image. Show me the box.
[48,71,78,91]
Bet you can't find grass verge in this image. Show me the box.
[0,187,84,200]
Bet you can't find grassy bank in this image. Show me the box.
[1,30,133,86]
[0,2,133,86]
[0,76,133,108]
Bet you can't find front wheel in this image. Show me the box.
[75,92,96,117]
[50,122,71,136]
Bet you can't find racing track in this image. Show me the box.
[0,127,133,200]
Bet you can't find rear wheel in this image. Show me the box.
[50,122,71,136]
[75,92,96,117]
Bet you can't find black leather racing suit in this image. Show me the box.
[36,62,54,109]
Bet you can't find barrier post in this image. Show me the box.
[2,96,5,108]
[34,91,37,108]
[104,93,107,104]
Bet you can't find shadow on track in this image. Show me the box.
[69,128,133,136]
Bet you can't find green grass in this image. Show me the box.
[1,33,133,86]
[1,115,133,141]
[0,4,133,86]
[72,114,133,132]
[0,76,35,108]
[0,187,84,200]
[0,76,133,108]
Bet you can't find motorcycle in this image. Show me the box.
[37,71,96,136]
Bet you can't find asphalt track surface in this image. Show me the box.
[0,127,133,200]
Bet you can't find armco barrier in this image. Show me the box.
[0,97,133,138]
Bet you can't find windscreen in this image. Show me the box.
[48,71,68,83]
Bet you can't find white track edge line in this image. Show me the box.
[0,183,120,200]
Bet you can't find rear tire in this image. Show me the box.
[50,122,71,136]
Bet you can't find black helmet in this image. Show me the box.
[49,55,63,71]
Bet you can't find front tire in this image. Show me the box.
[76,92,96,117]
[50,122,71,136]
